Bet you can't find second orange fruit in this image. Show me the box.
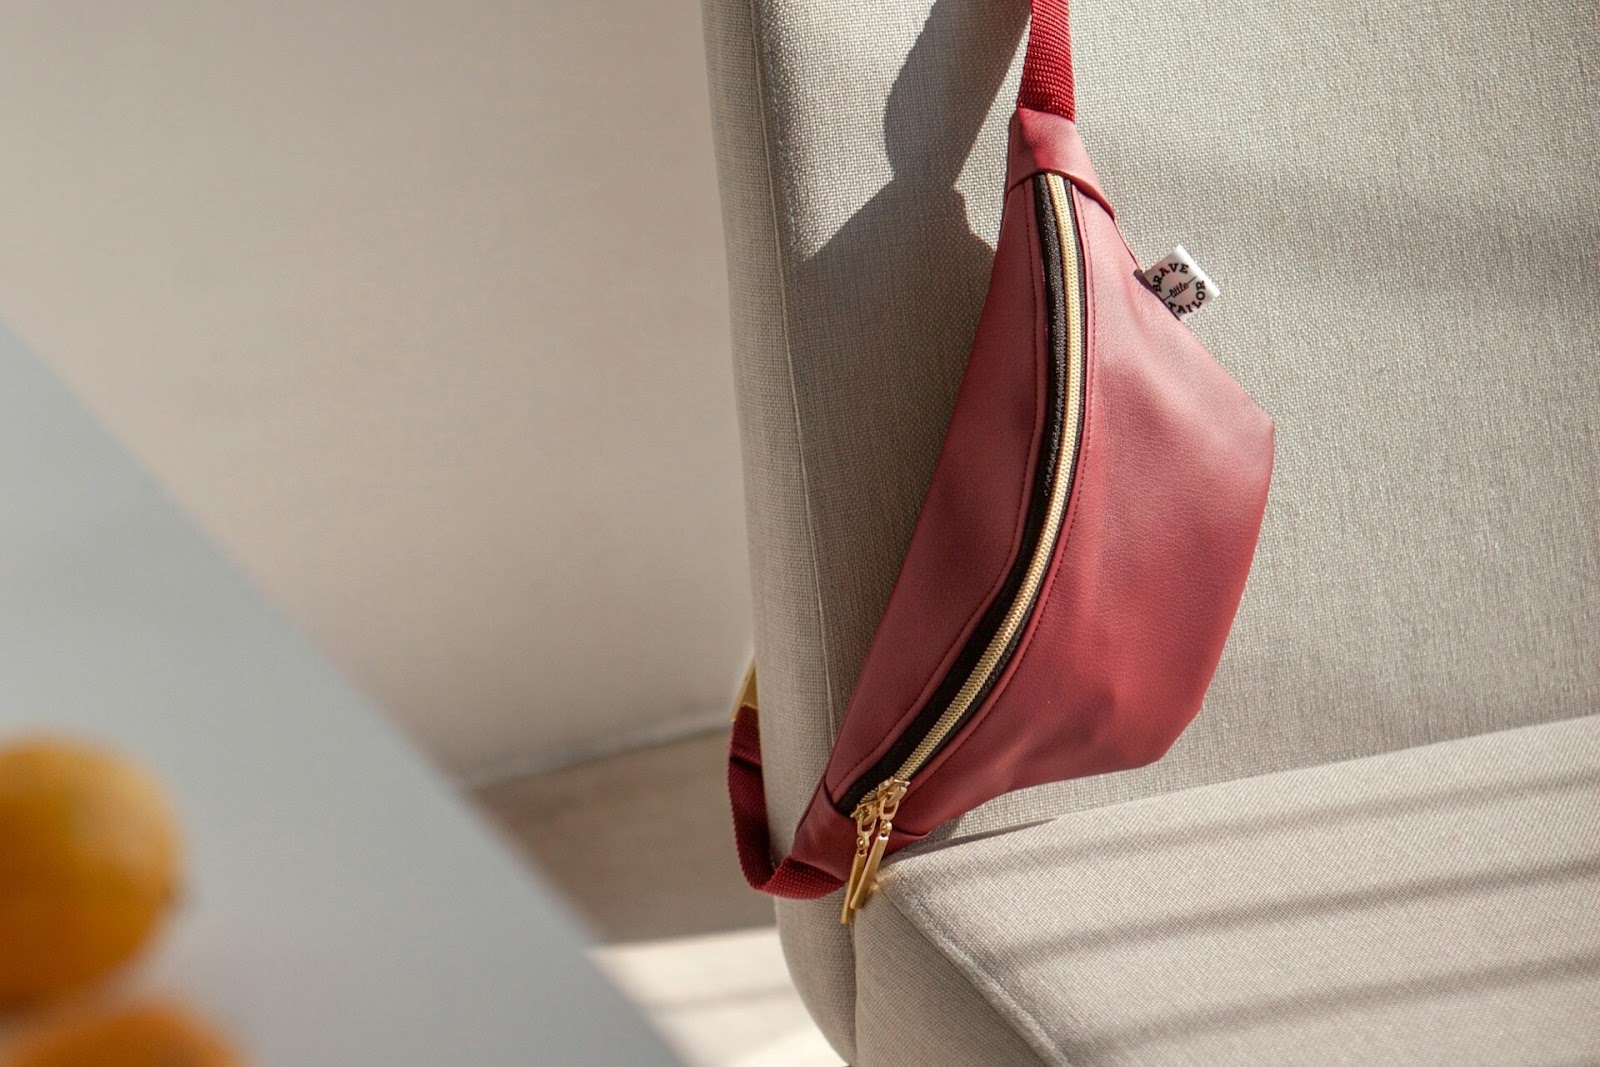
[0,738,182,1008]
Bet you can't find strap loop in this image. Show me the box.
[727,673,844,899]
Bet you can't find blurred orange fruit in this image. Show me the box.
[0,1000,241,1067]
[0,738,181,1008]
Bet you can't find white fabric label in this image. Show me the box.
[1141,246,1218,319]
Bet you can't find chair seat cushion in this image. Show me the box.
[855,715,1600,1065]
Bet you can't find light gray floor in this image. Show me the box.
[476,733,838,1066]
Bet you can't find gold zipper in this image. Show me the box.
[840,778,908,922]
[840,173,1085,924]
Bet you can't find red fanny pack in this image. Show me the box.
[729,0,1274,922]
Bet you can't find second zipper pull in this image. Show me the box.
[840,778,908,925]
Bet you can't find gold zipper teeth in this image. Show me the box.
[889,173,1084,785]
[841,174,1084,925]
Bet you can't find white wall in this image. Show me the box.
[0,0,750,779]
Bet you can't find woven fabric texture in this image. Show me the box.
[701,0,1599,1054]
[859,716,1600,1065]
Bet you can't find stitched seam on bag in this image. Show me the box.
[878,886,1074,1066]
[746,0,839,749]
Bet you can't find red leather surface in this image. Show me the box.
[1007,108,1112,216]
[730,108,1274,895]
[889,171,1274,837]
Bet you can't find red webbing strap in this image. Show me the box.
[728,701,844,899]
[1018,0,1075,120]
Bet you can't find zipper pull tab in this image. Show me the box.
[839,807,875,925]
[840,779,908,925]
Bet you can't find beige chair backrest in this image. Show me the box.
[702,0,1599,1050]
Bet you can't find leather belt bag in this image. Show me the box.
[728,0,1274,922]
